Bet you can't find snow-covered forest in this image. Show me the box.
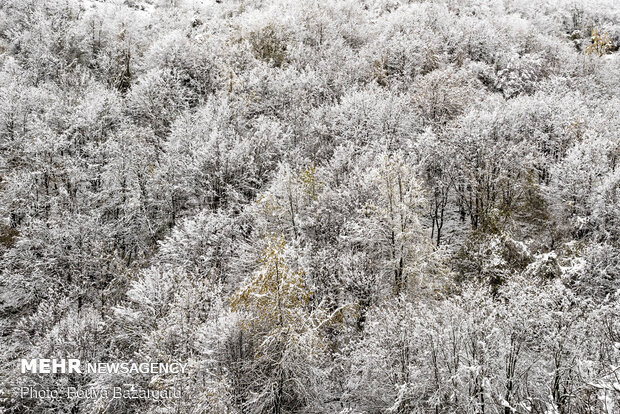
[0,0,619,412]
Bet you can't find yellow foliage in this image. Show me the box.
[298,163,322,201]
[229,234,311,329]
[585,27,613,56]
[256,193,282,217]
[248,24,287,67]
[373,57,388,86]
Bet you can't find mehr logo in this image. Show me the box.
[20,359,187,374]
[21,359,81,374]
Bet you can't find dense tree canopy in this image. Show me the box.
[0,0,619,413]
